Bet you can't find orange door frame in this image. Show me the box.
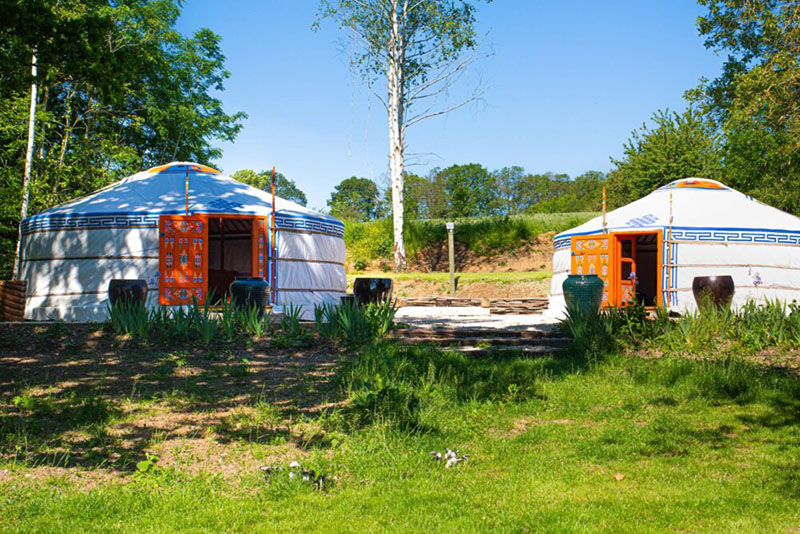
[610,230,663,308]
[160,214,268,305]
[570,230,663,308]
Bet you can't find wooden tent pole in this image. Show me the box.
[602,186,607,234]
[271,166,277,304]
[185,166,190,215]
[667,182,674,306]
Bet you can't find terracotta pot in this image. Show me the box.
[692,275,735,311]
[108,279,148,307]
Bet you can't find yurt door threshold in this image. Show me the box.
[570,230,663,308]
[158,214,269,306]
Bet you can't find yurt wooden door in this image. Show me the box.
[570,235,611,308]
[159,215,208,305]
[616,236,637,306]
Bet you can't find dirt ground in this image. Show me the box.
[0,323,344,485]
[409,234,554,273]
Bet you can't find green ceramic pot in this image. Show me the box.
[562,274,604,314]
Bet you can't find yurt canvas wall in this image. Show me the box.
[547,178,800,317]
[19,162,346,321]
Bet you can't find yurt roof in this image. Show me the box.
[554,178,800,247]
[23,162,343,231]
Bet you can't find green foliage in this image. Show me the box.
[563,299,800,359]
[606,108,723,208]
[105,299,275,347]
[0,0,244,278]
[691,0,800,216]
[328,176,382,221]
[429,163,497,218]
[313,299,398,349]
[231,169,308,206]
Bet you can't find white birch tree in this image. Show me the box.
[12,52,38,280]
[317,0,487,270]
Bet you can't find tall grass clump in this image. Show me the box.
[313,299,398,349]
[562,298,800,359]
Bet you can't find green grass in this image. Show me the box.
[348,270,552,284]
[3,337,800,532]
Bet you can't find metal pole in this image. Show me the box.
[447,222,455,296]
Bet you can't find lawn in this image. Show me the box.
[2,317,800,533]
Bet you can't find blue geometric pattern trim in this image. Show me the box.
[626,213,659,227]
[670,228,800,245]
[22,214,159,234]
[554,237,572,250]
[554,226,800,250]
[275,215,345,237]
[208,199,244,211]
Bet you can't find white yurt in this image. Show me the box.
[548,178,800,317]
[19,162,346,321]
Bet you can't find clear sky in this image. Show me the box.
[176,1,724,211]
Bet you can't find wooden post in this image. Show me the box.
[184,166,190,215]
[270,167,277,304]
[447,222,455,296]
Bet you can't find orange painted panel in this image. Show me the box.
[252,217,268,280]
[159,215,208,305]
[571,235,611,307]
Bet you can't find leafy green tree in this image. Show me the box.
[231,169,308,206]
[692,0,800,214]
[432,163,498,218]
[316,0,488,270]
[328,176,382,221]
[0,0,244,278]
[606,108,722,208]
[493,166,527,216]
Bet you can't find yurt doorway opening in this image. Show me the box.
[614,232,661,307]
[208,216,254,301]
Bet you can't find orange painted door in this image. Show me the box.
[570,235,611,308]
[252,217,268,280]
[616,236,637,306]
[159,215,208,305]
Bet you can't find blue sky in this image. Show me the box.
[177,1,724,210]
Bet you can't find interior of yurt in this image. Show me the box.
[18,162,346,321]
[548,178,800,317]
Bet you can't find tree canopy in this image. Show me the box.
[328,176,382,221]
[606,108,722,208]
[0,0,244,278]
[231,169,308,206]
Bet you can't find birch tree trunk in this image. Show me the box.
[388,0,407,271]
[12,51,38,280]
